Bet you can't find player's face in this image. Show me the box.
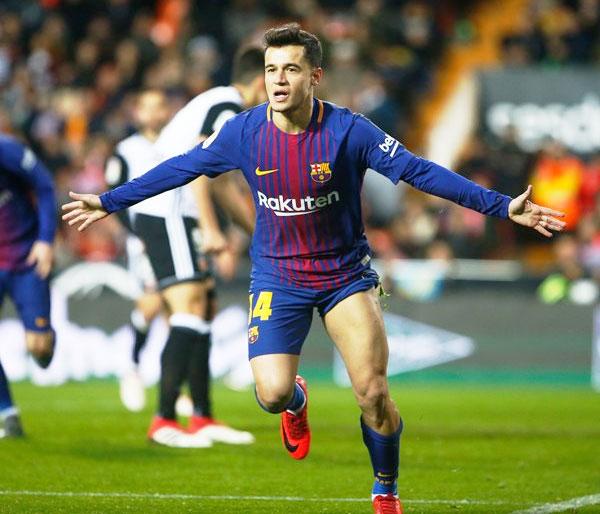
[264,45,321,114]
[135,91,170,133]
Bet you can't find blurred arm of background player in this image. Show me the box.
[190,175,228,255]
[15,147,56,279]
[211,172,256,236]
[184,128,227,256]
[192,134,256,279]
[199,169,256,280]
[211,172,256,281]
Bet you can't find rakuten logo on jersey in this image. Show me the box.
[257,190,340,216]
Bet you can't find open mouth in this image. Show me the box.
[273,90,289,102]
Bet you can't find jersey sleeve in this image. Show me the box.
[348,114,512,219]
[100,117,241,214]
[0,139,57,242]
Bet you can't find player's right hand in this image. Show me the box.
[26,241,54,279]
[61,191,108,232]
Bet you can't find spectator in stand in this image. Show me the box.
[502,0,600,66]
[579,152,600,215]
[529,138,584,231]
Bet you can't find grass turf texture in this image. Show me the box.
[0,381,599,514]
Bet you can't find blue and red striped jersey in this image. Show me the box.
[101,100,511,289]
[0,135,56,271]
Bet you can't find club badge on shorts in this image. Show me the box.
[248,325,259,344]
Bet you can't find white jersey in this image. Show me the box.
[154,86,243,218]
[104,133,167,218]
[104,134,159,288]
[156,85,243,157]
[105,86,243,220]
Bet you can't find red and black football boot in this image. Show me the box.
[373,494,403,514]
[147,416,211,448]
[279,375,310,460]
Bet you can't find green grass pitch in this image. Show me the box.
[0,380,599,513]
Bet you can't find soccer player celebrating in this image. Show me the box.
[1,134,57,438]
[62,24,565,512]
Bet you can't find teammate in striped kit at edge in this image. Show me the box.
[62,24,566,513]
[1,135,57,438]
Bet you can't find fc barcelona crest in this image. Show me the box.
[248,326,259,344]
[310,162,332,183]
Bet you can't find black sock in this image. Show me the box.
[188,332,212,418]
[158,326,196,419]
[130,309,150,366]
[132,326,149,365]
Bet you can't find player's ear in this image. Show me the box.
[311,67,323,87]
[255,76,268,104]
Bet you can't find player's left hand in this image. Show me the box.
[508,185,566,237]
[26,241,54,279]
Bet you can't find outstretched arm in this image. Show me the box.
[62,117,242,231]
[508,185,565,237]
[350,115,566,236]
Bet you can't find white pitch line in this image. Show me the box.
[0,490,520,506]
[511,493,600,514]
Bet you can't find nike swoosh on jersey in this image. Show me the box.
[255,167,279,176]
[281,420,299,453]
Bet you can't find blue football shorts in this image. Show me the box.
[247,268,380,359]
[0,266,52,332]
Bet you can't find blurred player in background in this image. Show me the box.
[145,46,264,447]
[106,46,265,448]
[0,135,56,438]
[104,90,166,413]
[62,23,565,512]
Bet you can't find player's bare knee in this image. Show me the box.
[354,375,389,414]
[255,384,293,413]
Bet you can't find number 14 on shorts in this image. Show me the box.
[248,291,273,322]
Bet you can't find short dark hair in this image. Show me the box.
[263,23,322,68]
[231,46,265,84]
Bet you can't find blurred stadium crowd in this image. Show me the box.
[501,0,600,66]
[0,0,598,294]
